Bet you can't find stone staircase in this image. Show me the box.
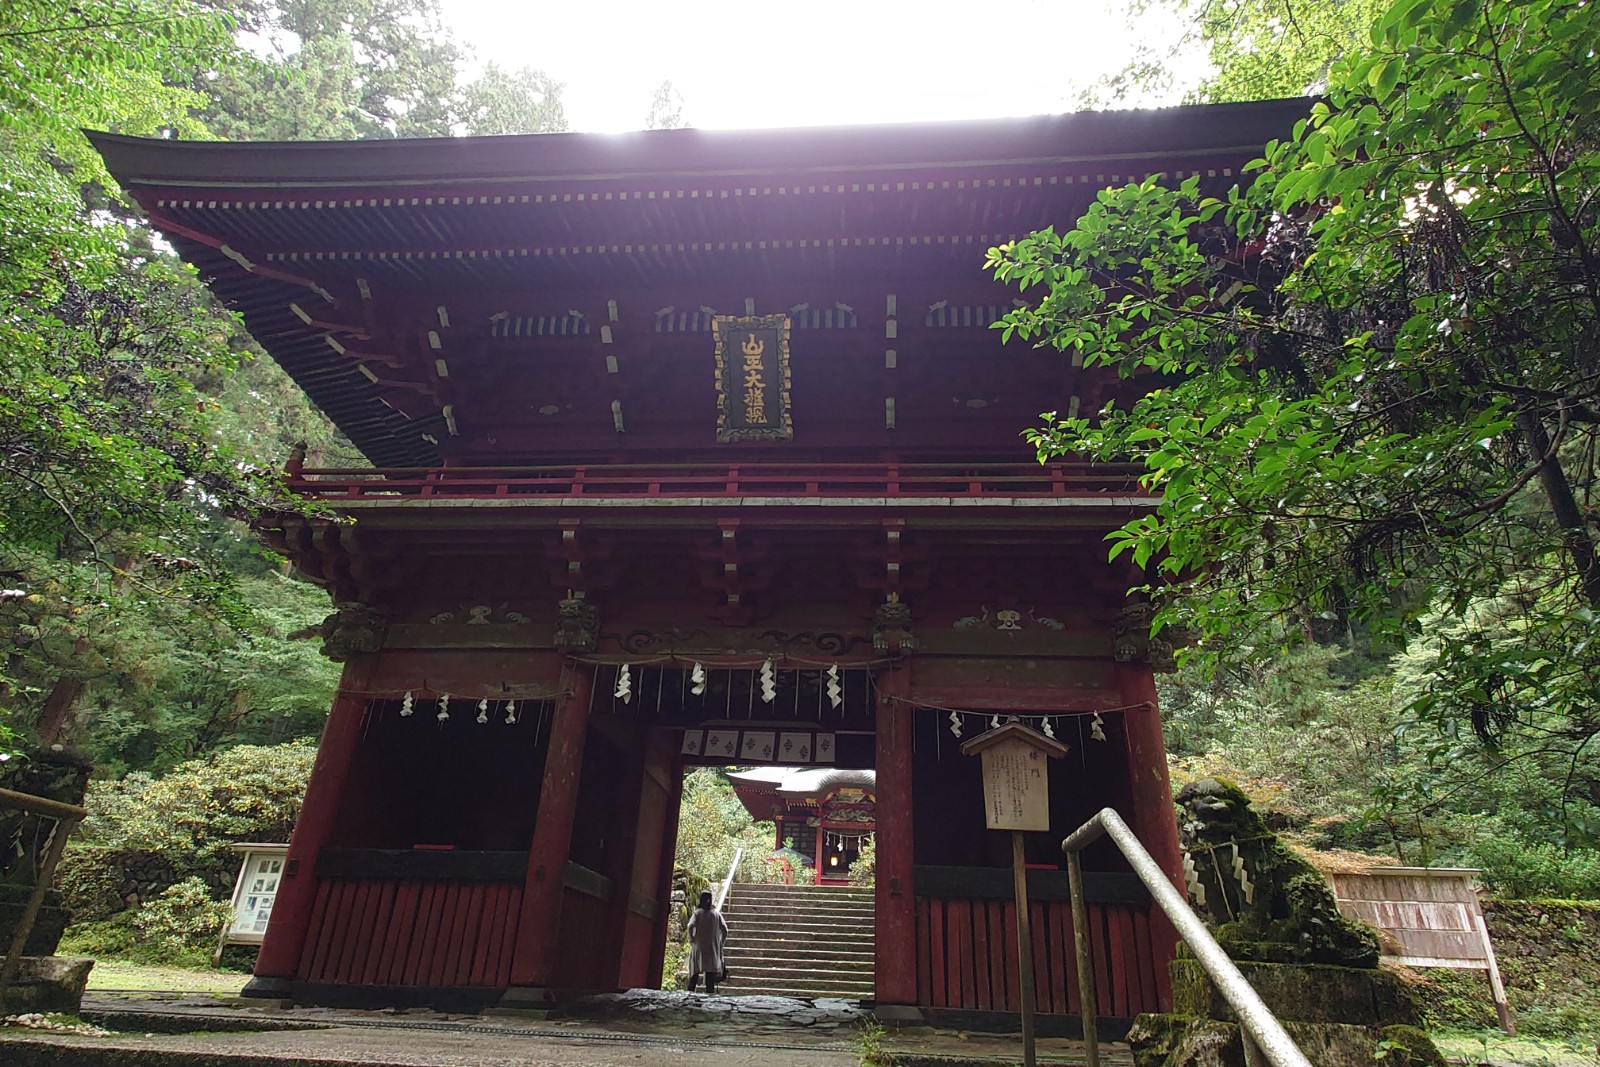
[720,882,875,1000]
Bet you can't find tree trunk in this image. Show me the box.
[34,645,90,746]
[1517,408,1600,608]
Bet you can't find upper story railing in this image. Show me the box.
[284,461,1151,503]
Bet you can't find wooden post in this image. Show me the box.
[1475,911,1517,1035]
[814,820,826,886]
[248,659,373,991]
[0,793,84,995]
[873,663,917,1007]
[1012,831,1037,1067]
[507,664,595,993]
[1066,848,1101,1067]
[961,717,1070,1065]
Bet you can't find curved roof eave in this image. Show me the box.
[86,98,1308,190]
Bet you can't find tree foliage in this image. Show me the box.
[992,0,1600,842]
[1087,0,1387,106]
[645,79,688,131]
[0,0,340,754]
[458,64,568,136]
[673,768,774,885]
[200,0,567,138]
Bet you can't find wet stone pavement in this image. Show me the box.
[0,990,1130,1066]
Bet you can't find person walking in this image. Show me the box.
[686,889,728,994]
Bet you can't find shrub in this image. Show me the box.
[57,741,315,922]
[848,839,876,889]
[132,877,234,959]
[1466,835,1600,900]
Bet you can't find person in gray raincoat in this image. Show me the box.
[686,889,728,993]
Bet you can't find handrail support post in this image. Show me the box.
[1065,845,1101,1067]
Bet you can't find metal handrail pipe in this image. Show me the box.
[1062,807,1313,1067]
[716,847,743,910]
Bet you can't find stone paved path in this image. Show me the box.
[0,990,1132,1067]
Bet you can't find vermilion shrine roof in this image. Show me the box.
[728,767,876,798]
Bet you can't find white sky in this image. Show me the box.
[439,0,1198,134]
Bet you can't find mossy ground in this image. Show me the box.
[80,962,248,995]
[1431,1029,1600,1067]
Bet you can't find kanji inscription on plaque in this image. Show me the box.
[979,738,1050,831]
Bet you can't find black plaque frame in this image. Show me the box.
[712,314,792,442]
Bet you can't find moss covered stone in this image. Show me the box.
[1177,779,1379,969]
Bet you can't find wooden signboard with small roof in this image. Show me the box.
[962,719,1069,1067]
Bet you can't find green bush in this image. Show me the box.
[57,741,315,923]
[1466,835,1600,900]
[848,839,875,889]
[133,877,234,958]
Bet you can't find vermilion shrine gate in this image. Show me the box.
[94,98,1302,1025]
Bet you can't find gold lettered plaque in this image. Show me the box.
[712,314,792,442]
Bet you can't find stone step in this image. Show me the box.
[725,915,875,931]
[729,908,876,921]
[722,882,878,1001]
[723,979,876,1004]
[726,908,876,921]
[730,964,875,984]
[731,886,874,901]
[730,927,875,941]
[726,947,876,966]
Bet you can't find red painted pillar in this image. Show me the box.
[602,719,650,990]
[1115,659,1181,1007]
[505,664,595,998]
[814,820,825,886]
[244,656,374,996]
[645,759,686,988]
[874,661,917,1007]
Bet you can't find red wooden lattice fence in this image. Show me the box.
[916,896,1162,1017]
[298,879,523,987]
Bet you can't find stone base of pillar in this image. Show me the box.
[493,985,560,1014]
[239,975,294,1001]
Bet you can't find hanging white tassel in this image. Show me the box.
[760,658,777,703]
[1042,717,1055,740]
[948,710,963,738]
[1090,712,1107,742]
[1231,843,1255,905]
[615,664,633,703]
[436,693,451,722]
[1182,850,1206,907]
[477,698,489,724]
[825,664,843,709]
[400,691,414,717]
[690,661,707,696]
[504,700,518,725]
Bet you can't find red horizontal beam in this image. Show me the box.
[286,462,1147,502]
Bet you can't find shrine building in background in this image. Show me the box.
[93,98,1303,1027]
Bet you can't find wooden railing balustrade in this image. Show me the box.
[284,462,1150,503]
